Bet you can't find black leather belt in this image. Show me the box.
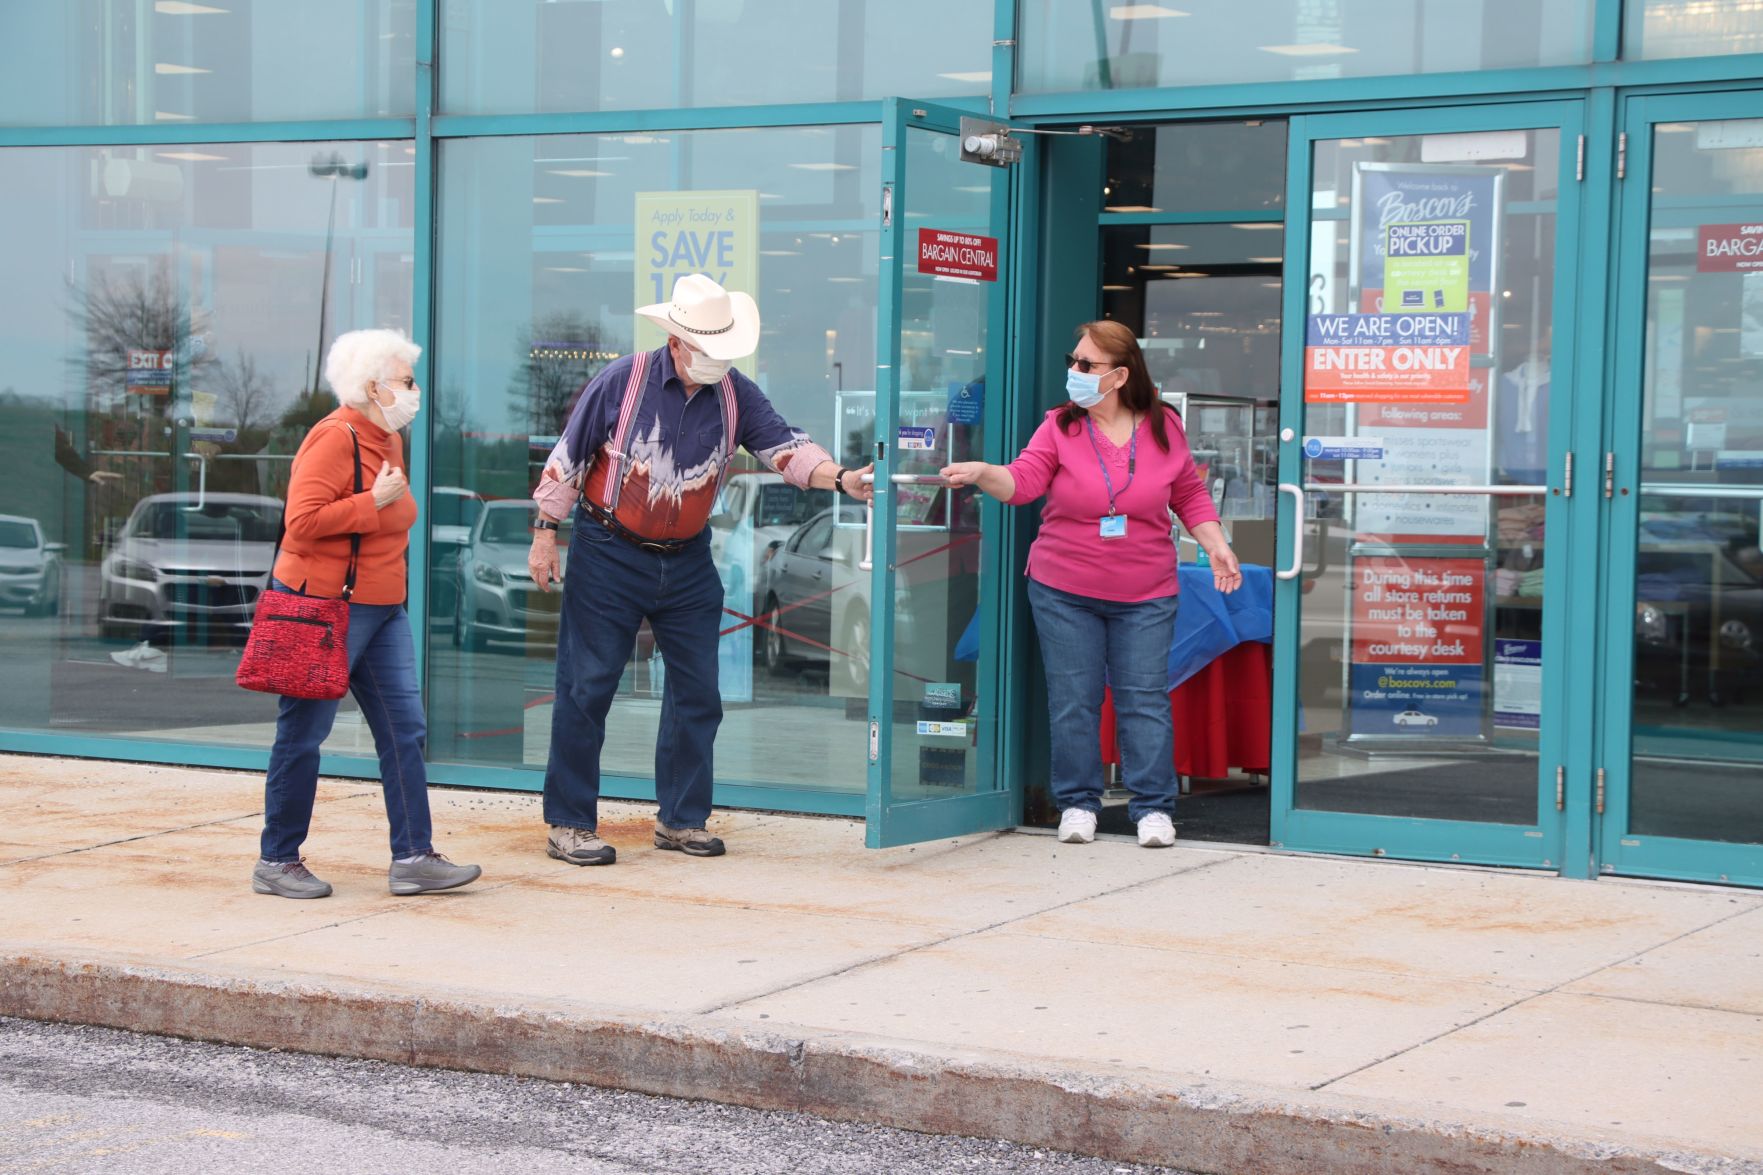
[580,499,693,554]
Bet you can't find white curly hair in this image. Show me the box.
[324,328,422,408]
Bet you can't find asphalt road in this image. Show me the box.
[0,1018,1191,1175]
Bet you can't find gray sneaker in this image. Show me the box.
[653,822,725,857]
[252,857,333,899]
[388,851,482,895]
[547,825,617,866]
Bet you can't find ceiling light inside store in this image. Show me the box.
[544,266,587,273]
[1248,256,1282,263]
[610,47,625,58]
[939,71,992,83]
[154,111,194,121]
[1104,205,1160,213]
[760,250,801,256]
[1259,43,1358,56]
[1235,223,1282,229]
[533,196,563,204]
[827,277,863,283]
[1102,284,1132,291]
[155,1,228,12]
[548,169,610,177]
[1135,243,1188,251]
[1111,4,1189,17]
[154,63,210,74]
[790,163,856,171]
[157,151,226,162]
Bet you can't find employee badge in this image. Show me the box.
[1099,513,1127,540]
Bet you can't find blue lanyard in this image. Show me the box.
[1084,415,1137,516]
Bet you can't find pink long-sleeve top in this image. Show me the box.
[1005,406,1220,602]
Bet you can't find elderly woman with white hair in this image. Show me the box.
[252,328,480,900]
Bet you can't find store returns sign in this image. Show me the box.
[917,228,998,282]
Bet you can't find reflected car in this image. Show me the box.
[1634,511,1763,706]
[429,485,485,621]
[453,499,565,653]
[0,514,64,616]
[99,493,281,642]
[1392,709,1438,728]
[707,472,832,620]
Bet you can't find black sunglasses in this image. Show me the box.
[1064,353,1117,375]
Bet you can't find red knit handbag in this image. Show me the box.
[236,427,362,700]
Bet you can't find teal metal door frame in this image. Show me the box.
[1594,88,1763,887]
[865,98,1020,848]
[1271,100,1590,871]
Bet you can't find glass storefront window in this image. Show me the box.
[0,140,415,751]
[1018,0,1595,93]
[440,0,990,115]
[430,126,881,795]
[1624,1,1763,59]
[0,2,415,126]
[1103,121,1287,214]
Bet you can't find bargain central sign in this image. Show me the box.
[1697,223,1763,272]
[1303,312,1471,403]
[917,228,998,282]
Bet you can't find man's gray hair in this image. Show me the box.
[324,328,422,409]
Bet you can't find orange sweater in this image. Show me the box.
[273,407,416,605]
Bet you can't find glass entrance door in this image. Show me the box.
[1598,94,1763,887]
[1272,104,1585,868]
[863,99,1016,847]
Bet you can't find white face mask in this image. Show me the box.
[377,380,421,431]
[683,352,732,386]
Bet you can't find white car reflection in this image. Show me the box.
[453,499,564,653]
[1392,709,1439,728]
[0,514,64,616]
[99,493,281,642]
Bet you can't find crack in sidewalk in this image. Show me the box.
[0,792,378,867]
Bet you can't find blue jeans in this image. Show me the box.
[260,580,433,862]
[543,512,724,832]
[1027,577,1179,822]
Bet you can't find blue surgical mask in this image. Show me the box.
[1066,367,1116,408]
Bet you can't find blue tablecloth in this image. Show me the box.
[952,564,1274,690]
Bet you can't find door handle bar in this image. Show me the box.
[857,473,952,571]
[1276,483,1305,581]
[1301,483,1549,496]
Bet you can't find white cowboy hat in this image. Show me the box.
[635,273,761,362]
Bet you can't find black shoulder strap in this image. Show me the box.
[270,421,364,601]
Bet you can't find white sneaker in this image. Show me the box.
[110,641,168,673]
[1137,812,1176,848]
[1056,809,1098,844]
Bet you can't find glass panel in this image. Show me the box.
[0,141,414,752]
[0,2,415,126]
[430,126,881,796]
[1296,129,1559,825]
[1624,1,1763,59]
[440,0,990,115]
[1625,118,1763,845]
[1104,121,1287,214]
[880,125,995,803]
[1018,0,1593,93]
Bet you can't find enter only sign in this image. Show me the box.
[917,228,998,282]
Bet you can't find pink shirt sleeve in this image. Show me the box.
[1164,410,1221,531]
[1004,416,1061,505]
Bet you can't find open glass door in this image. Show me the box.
[863,98,1016,847]
[1272,103,1585,869]
[1597,94,1763,886]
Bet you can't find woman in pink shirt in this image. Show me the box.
[942,321,1241,848]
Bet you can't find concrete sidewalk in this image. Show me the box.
[2,755,1759,1174]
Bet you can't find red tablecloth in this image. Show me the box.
[1100,642,1272,778]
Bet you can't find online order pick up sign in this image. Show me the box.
[1304,311,1471,404]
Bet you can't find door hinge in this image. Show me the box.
[1595,767,1607,815]
[1617,131,1627,179]
[1603,451,1615,499]
[1555,765,1565,811]
[1575,134,1585,182]
[1562,450,1574,498]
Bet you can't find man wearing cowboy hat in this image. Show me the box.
[529,273,874,865]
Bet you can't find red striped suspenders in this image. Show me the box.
[598,350,741,511]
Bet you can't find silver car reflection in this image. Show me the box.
[99,493,281,641]
[0,514,64,616]
[452,499,565,653]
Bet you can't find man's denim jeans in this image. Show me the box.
[543,513,724,833]
[1027,577,1179,822]
[261,580,433,862]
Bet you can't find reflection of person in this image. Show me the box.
[942,321,1241,849]
[1496,326,1550,485]
[528,275,874,866]
[253,329,481,900]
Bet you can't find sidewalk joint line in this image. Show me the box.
[694,855,1233,1016]
[1309,899,1763,1092]
[0,794,376,867]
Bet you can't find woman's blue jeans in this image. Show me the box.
[1027,577,1179,822]
[260,580,434,863]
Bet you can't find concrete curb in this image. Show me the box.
[0,950,1741,1175]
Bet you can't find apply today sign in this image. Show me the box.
[1304,311,1471,403]
[635,189,758,352]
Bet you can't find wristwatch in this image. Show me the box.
[531,517,560,532]
[833,466,852,496]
